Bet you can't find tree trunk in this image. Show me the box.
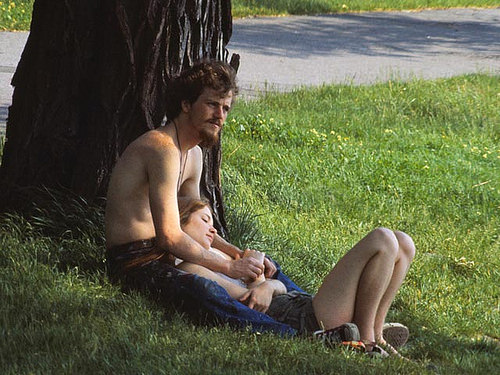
[0,0,235,236]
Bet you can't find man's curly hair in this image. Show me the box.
[166,60,238,120]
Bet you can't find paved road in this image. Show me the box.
[229,8,500,95]
[0,30,24,136]
[1,7,499,134]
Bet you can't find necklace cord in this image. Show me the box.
[173,120,188,191]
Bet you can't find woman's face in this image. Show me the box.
[182,206,217,250]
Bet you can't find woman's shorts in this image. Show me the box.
[267,291,320,335]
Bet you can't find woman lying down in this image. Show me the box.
[176,197,415,358]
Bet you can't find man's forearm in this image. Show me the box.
[212,234,244,258]
[161,233,230,274]
[159,232,264,280]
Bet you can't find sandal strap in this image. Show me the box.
[341,340,366,352]
[377,341,412,361]
[379,341,400,356]
[363,341,389,358]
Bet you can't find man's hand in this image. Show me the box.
[226,257,264,280]
[263,256,277,278]
[243,248,277,278]
[238,282,274,313]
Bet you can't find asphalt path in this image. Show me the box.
[229,8,500,95]
[1,7,499,134]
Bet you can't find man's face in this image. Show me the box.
[183,88,233,148]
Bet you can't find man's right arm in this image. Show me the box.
[145,140,263,279]
[165,230,264,279]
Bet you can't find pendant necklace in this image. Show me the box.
[173,120,188,191]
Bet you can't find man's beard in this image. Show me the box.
[199,126,220,148]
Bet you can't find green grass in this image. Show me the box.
[0,0,33,30]
[1,74,499,373]
[2,1,499,30]
[231,0,500,18]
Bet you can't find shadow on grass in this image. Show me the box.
[0,186,106,274]
[398,313,500,373]
[1,186,498,373]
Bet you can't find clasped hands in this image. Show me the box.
[227,248,276,281]
[239,249,277,313]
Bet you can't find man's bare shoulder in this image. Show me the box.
[125,129,177,159]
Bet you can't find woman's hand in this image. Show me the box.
[238,282,274,313]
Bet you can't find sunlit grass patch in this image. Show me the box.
[1,74,499,373]
[222,75,499,370]
[0,0,33,30]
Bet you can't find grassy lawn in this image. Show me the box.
[1,0,500,30]
[1,74,499,374]
[0,0,33,30]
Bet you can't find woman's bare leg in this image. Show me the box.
[312,228,399,343]
[373,231,415,343]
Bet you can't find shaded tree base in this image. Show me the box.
[0,0,235,236]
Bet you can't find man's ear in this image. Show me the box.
[181,100,191,113]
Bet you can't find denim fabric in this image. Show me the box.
[106,244,303,337]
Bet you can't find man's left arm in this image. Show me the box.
[212,234,243,259]
[213,235,277,278]
[180,146,276,278]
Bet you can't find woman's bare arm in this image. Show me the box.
[177,261,285,313]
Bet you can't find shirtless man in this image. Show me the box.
[105,60,276,282]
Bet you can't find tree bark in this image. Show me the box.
[0,0,235,236]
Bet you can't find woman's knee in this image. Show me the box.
[368,227,399,259]
[394,230,416,261]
